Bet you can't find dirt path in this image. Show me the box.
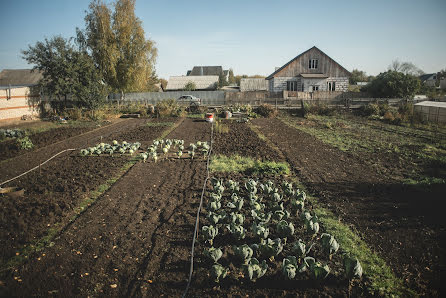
[1,118,211,297]
[253,118,446,296]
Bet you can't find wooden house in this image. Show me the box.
[266,46,350,92]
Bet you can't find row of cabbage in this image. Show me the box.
[200,178,363,284]
[79,138,211,161]
[139,139,210,162]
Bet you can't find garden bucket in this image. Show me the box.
[205,113,214,123]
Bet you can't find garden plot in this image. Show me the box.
[0,118,174,272]
[253,117,445,296]
[191,175,366,297]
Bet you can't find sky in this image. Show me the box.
[0,0,445,79]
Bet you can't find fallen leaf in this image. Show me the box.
[110,284,117,288]
[85,273,89,276]
[147,280,153,284]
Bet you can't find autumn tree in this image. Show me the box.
[228,68,235,85]
[84,0,158,94]
[159,78,168,91]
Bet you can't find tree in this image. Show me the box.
[388,60,424,76]
[218,72,228,88]
[22,35,106,112]
[184,81,196,91]
[84,0,158,94]
[159,78,168,91]
[349,69,368,84]
[228,68,235,85]
[364,70,421,99]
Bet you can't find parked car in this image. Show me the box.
[177,95,201,106]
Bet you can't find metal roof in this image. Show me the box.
[0,69,43,87]
[419,73,436,82]
[240,78,268,91]
[166,76,219,90]
[299,73,329,78]
[414,101,446,108]
[189,66,223,76]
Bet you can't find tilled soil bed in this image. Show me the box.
[0,118,171,266]
[253,117,446,296]
[213,120,282,161]
[0,125,99,162]
[1,117,211,297]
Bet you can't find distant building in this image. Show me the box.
[187,66,229,82]
[240,78,268,92]
[266,46,350,93]
[0,69,43,88]
[0,69,42,120]
[419,73,437,88]
[165,76,219,91]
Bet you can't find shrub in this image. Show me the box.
[303,101,338,116]
[65,107,83,120]
[256,104,277,118]
[358,103,380,117]
[155,99,184,118]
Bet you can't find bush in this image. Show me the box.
[256,104,277,118]
[65,107,83,120]
[358,103,380,117]
[303,101,338,116]
[155,99,184,118]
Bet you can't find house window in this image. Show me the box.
[287,81,297,91]
[309,59,318,69]
[328,82,336,91]
[310,85,319,92]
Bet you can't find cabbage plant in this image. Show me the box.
[273,210,290,221]
[344,256,363,280]
[204,247,223,263]
[202,225,218,245]
[245,179,258,194]
[251,222,269,239]
[229,212,245,225]
[320,233,339,258]
[211,263,228,282]
[233,244,253,264]
[282,256,298,279]
[207,211,224,225]
[227,223,246,240]
[227,180,240,193]
[253,238,284,260]
[251,210,271,224]
[291,239,314,259]
[276,220,295,238]
[242,258,268,281]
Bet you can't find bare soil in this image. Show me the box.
[0,118,173,266]
[253,117,446,296]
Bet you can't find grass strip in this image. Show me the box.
[311,202,415,296]
[210,154,289,176]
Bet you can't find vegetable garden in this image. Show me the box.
[0,114,444,296]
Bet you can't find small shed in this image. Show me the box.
[414,101,446,124]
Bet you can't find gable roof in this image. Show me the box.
[266,46,351,80]
[419,73,435,82]
[0,69,43,87]
[165,76,218,90]
[189,66,223,76]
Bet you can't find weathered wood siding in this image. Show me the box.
[274,47,350,78]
